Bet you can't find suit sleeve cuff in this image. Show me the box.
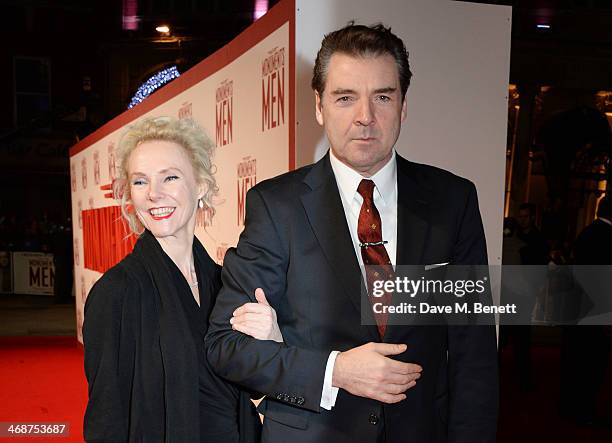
[320,350,340,410]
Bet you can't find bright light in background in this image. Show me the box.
[254,0,269,21]
[128,66,181,109]
[536,24,550,29]
[156,25,170,33]
[122,0,139,30]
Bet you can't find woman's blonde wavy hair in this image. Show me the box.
[114,116,218,234]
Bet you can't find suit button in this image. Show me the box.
[368,413,379,425]
[297,397,305,405]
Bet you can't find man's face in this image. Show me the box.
[315,53,407,177]
[517,209,533,231]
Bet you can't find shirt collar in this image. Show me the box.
[329,149,397,205]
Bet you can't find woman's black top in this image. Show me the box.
[163,245,240,442]
[83,230,260,442]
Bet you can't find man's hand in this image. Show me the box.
[230,288,284,342]
[332,343,421,404]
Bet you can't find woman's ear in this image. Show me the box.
[197,182,208,204]
[112,178,127,200]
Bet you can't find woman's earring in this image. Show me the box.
[198,198,204,209]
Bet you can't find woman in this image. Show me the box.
[83,116,281,442]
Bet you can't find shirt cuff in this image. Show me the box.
[320,350,340,410]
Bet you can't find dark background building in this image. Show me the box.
[0,0,280,241]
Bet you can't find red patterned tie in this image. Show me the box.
[357,179,394,338]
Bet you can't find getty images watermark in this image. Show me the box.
[360,265,612,326]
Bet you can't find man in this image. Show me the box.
[516,203,548,265]
[560,195,611,425]
[501,203,548,391]
[206,24,498,442]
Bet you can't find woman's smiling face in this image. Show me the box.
[128,139,203,241]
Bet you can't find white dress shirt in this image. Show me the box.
[319,149,398,410]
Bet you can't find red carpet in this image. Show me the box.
[0,337,87,442]
[0,337,609,442]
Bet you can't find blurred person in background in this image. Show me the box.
[560,195,612,426]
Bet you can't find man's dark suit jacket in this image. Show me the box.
[206,153,499,443]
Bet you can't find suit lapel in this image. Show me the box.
[396,156,430,267]
[385,156,431,342]
[301,154,380,342]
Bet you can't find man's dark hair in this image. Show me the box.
[311,22,412,100]
[519,203,537,217]
[596,195,611,219]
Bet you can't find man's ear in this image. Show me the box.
[400,96,408,123]
[315,91,324,126]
